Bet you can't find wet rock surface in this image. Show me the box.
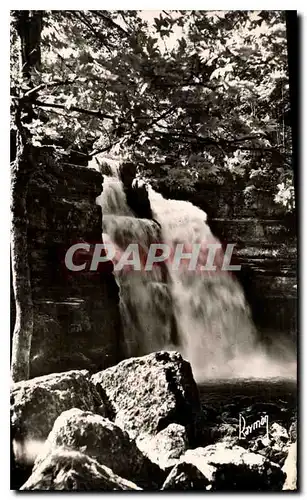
[162,443,285,491]
[91,351,201,441]
[11,370,105,465]
[35,408,164,489]
[11,353,297,491]
[162,461,211,490]
[21,449,141,491]
[136,423,188,470]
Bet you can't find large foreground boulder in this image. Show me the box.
[35,408,164,489]
[11,370,105,464]
[162,443,285,491]
[91,351,200,441]
[21,449,141,491]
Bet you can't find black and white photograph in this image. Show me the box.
[10,9,298,492]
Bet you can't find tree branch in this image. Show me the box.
[95,11,130,36]
[33,98,180,131]
[153,130,274,155]
[33,100,115,121]
[69,11,114,52]
[222,133,267,144]
[146,104,178,128]
[90,141,120,157]
[22,79,77,98]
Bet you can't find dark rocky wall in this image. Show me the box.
[21,148,123,377]
[151,180,297,343]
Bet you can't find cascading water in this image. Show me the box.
[97,174,175,358]
[96,161,296,382]
[148,188,256,380]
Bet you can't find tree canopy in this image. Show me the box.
[10,10,295,211]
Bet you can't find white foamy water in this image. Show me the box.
[96,166,296,382]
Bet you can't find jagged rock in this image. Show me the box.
[91,351,201,441]
[162,462,212,490]
[210,423,239,443]
[250,424,290,467]
[162,443,285,491]
[11,370,106,465]
[35,408,164,489]
[282,442,297,491]
[270,422,289,447]
[289,420,297,443]
[220,412,238,424]
[21,449,141,491]
[136,423,188,470]
[195,421,243,450]
[266,423,289,465]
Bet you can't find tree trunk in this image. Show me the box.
[10,139,34,382]
[10,11,42,382]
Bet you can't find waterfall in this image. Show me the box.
[96,175,175,358]
[148,188,257,380]
[96,164,296,381]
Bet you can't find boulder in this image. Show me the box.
[251,422,290,466]
[162,443,285,491]
[270,422,289,448]
[162,461,212,491]
[11,370,106,465]
[282,442,297,491]
[21,449,141,491]
[91,351,200,441]
[35,408,164,489]
[136,423,188,470]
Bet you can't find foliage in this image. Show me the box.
[10,10,294,211]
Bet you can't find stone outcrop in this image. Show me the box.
[249,423,290,467]
[136,423,188,470]
[91,351,201,442]
[14,148,123,378]
[35,408,164,489]
[162,461,211,490]
[11,370,106,464]
[21,449,141,491]
[162,443,285,491]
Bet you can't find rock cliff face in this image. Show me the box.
[152,179,297,342]
[11,149,296,378]
[13,148,123,377]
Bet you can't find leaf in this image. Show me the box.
[249,11,262,22]
[139,82,148,95]
[64,95,77,110]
